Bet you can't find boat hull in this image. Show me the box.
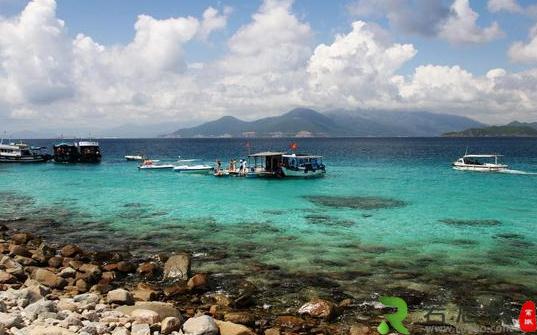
[0,155,51,163]
[452,163,508,172]
[138,165,174,170]
[282,167,326,178]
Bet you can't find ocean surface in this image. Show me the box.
[1,137,536,319]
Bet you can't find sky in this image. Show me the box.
[1,0,537,134]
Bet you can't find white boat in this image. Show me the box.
[452,154,508,172]
[0,140,52,163]
[125,155,144,161]
[173,165,213,174]
[247,152,326,178]
[138,160,173,170]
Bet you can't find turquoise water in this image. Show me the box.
[1,138,537,310]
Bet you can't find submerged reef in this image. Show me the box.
[305,195,407,210]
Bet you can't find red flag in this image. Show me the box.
[519,301,536,332]
[290,143,298,151]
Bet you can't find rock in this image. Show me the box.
[224,312,254,326]
[61,244,81,258]
[0,271,16,284]
[297,299,335,319]
[264,328,280,335]
[26,325,76,335]
[163,253,191,281]
[18,284,49,306]
[131,309,160,324]
[100,271,116,284]
[274,316,306,329]
[349,324,372,335]
[133,283,159,301]
[112,327,130,335]
[78,263,101,283]
[187,273,208,290]
[59,267,77,278]
[75,278,89,293]
[215,320,255,335]
[22,299,57,321]
[33,268,66,288]
[48,256,63,268]
[0,301,5,313]
[10,232,33,245]
[9,245,31,258]
[116,261,136,273]
[57,298,78,312]
[137,262,158,276]
[179,315,218,335]
[14,255,35,266]
[108,289,134,305]
[73,293,100,310]
[161,316,181,334]
[163,282,188,297]
[117,302,180,320]
[131,323,151,335]
[0,312,23,328]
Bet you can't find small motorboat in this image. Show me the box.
[125,155,144,161]
[138,160,174,170]
[452,154,508,172]
[173,165,213,174]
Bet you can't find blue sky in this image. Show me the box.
[1,0,537,131]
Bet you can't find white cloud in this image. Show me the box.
[509,24,537,63]
[307,21,416,108]
[439,0,503,44]
[1,0,537,131]
[487,0,522,13]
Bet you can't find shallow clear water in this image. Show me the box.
[1,138,536,305]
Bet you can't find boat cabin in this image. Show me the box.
[247,152,286,177]
[53,143,80,163]
[76,141,102,163]
[459,154,502,166]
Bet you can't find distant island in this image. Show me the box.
[443,121,537,137]
[162,108,484,138]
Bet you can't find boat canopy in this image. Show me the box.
[282,153,322,158]
[248,151,285,157]
[463,154,502,158]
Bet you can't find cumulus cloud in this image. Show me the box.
[1,0,537,130]
[439,0,503,44]
[487,0,522,13]
[509,24,537,63]
[347,0,449,37]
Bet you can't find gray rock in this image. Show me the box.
[112,327,130,335]
[0,312,23,328]
[131,309,160,324]
[161,316,182,334]
[73,293,100,310]
[79,323,97,335]
[116,302,180,320]
[23,299,57,321]
[179,315,218,335]
[59,267,77,278]
[107,289,133,305]
[57,298,78,312]
[132,323,151,335]
[163,253,191,281]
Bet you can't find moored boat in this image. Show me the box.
[173,165,213,174]
[452,154,508,172]
[125,155,144,161]
[53,143,79,163]
[76,141,102,163]
[138,159,173,170]
[247,151,326,178]
[0,140,52,163]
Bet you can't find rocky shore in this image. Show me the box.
[0,227,381,335]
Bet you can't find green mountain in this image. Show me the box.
[165,108,484,138]
[443,121,537,137]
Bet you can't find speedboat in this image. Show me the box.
[0,140,52,163]
[173,165,213,174]
[125,155,144,161]
[138,160,174,170]
[452,154,508,172]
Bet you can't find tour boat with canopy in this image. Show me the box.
[452,154,508,172]
[247,151,326,178]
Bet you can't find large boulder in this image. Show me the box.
[179,315,218,335]
[215,320,255,335]
[33,269,66,288]
[107,288,133,305]
[297,299,335,319]
[164,253,191,281]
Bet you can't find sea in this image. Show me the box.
[1,137,536,323]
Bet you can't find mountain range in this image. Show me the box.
[443,121,537,137]
[164,108,485,138]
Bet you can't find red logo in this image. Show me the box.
[519,301,537,332]
[290,143,298,151]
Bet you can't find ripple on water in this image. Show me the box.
[304,195,407,210]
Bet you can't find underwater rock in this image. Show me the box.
[164,253,191,281]
[298,299,336,319]
[439,219,502,226]
[305,195,407,210]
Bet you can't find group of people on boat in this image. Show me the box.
[214,159,248,176]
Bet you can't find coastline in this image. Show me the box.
[0,220,525,334]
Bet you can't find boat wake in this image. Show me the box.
[499,169,537,175]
